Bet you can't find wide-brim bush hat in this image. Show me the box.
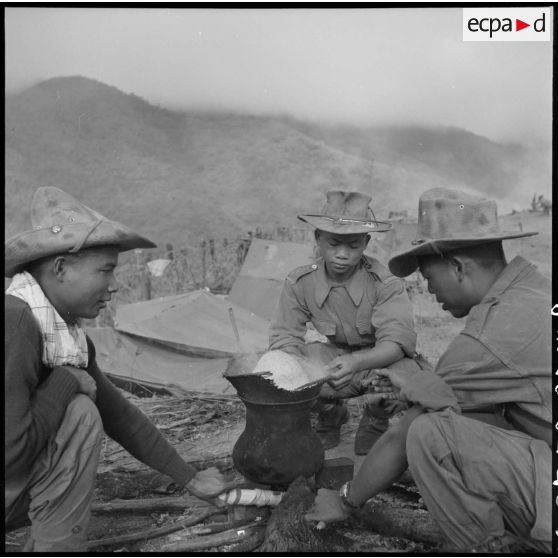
[298,190,392,235]
[388,187,537,278]
[5,186,156,277]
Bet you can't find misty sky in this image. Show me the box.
[5,7,553,144]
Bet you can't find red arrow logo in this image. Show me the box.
[516,19,530,31]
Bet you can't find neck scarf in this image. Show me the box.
[7,271,89,368]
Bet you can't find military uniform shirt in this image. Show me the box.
[396,256,551,543]
[269,256,416,356]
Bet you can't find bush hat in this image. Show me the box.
[388,188,537,278]
[298,190,392,235]
[5,186,156,277]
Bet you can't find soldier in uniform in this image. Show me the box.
[269,190,423,452]
[304,188,551,553]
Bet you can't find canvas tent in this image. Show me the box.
[86,326,233,395]
[87,289,269,395]
[114,290,269,357]
[228,238,316,320]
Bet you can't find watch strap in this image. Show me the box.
[339,481,359,510]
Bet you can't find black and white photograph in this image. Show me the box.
[4,5,553,554]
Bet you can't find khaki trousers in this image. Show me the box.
[406,409,551,553]
[5,394,104,552]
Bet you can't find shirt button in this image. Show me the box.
[311,264,317,270]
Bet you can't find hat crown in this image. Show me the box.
[5,186,156,277]
[321,190,373,221]
[297,190,392,234]
[31,187,105,229]
[417,188,501,240]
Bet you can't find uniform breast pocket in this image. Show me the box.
[313,320,336,337]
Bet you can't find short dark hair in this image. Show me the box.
[419,241,506,270]
[314,230,370,242]
[25,246,115,279]
[25,252,81,279]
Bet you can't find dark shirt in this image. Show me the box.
[5,295,197,487]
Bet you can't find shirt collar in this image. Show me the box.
[481,256,534,303]
[314,258,366,308]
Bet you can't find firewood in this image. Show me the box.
[87,509,222,549]
[259,476,352,552]
[218,529,266,553]
[356,500,441,544]
[160,520,266,552]
[91,493,214,513]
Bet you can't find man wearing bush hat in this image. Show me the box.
[305,188,551,553]
[269,190,424,453]
[5,187,231,552]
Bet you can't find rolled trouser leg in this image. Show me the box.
[26,394,104,552]
[406,410,551,553]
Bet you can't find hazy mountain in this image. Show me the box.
[5,76,551,248]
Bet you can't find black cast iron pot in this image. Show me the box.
[224,356,324,487]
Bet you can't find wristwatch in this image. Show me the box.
[339,481,360,511]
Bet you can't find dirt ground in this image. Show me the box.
[5,210,551,553]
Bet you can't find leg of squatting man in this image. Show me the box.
[406,410,551,554]
[12,394,104,552]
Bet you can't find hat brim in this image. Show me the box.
[388,231,538,277]
[298,214,393,234]
[5,219,156,278]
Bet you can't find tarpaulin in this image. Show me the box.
[114,289,269,357]
[86,326,234,395]
[228,238,315,320]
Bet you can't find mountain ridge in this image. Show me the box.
[5,76,551,248]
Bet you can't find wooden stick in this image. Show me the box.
[159,411,218,431]
[357,501,441,544]
[228,307,244,352]
[87,509,223,549]
[161,520,266,552]
[223,529,266,553]
[91,494,215,514]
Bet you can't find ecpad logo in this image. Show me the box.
[463,8,551,41]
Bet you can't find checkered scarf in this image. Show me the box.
[6,271,89,368]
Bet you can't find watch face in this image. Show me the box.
[340,481,358,509]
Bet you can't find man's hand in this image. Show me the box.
[62,366,97,401]
[185,467,235,500]
[304,488,350,527]
[361,372,394,393]
[326,354,359,388]
[369,368,416,401]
